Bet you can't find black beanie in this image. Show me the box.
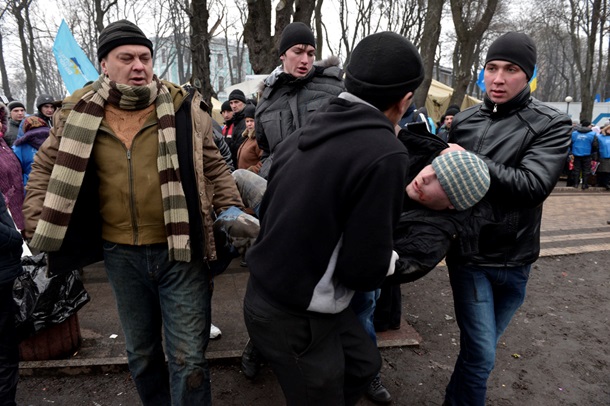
[345,32,424,111]
[98,20,154,62]
[485,32,536,80]
[7,101,25,112]
[278,22,316,56]
[445,106,460,117]
[221,100,231,112]
[243,104,256,119]
[228,89,247,104]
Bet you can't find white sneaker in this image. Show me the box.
[210,323,222,340]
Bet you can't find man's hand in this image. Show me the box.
[214,206,260,254]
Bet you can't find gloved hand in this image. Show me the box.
[214,206,260,254]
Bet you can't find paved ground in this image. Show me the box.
[17,186,610,377]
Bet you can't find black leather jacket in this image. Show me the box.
[447,86,571,266]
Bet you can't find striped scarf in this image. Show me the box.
[31,75,191,262]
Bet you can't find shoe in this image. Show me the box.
[241,339,262,379]
[582,184,589,190]
[366,376,392,404]
[210,323,222,340]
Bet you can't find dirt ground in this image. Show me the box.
[15,251,610,405]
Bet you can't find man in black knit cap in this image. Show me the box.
[443,32,572,406]
[243,31,424,405]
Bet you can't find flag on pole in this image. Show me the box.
[529,65,537,93]
[53,20,99,94]
[476,68,485,93]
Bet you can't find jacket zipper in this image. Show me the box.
[493,103,498,113]
[126,148,139,245]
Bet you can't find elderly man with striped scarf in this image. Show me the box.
[22,20,259,405]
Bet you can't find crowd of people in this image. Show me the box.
[0,17,589,406]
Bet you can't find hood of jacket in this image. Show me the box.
[574,126,593,134]
[14,126,50,149]
[296,94,394,152]
[258,55,343,92]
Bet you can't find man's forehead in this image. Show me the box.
[486,60,521,69]
[112,45,151,57]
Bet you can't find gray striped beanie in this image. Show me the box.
[431,151,490,211]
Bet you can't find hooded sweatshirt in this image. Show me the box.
[247,94,409,314]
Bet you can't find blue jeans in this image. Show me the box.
[444,263,531,406]
[351,290,380,345]
[103,242,212,406]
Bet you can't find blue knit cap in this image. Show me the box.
[431,151,490,211]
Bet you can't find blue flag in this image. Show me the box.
[476,68,485,93]
[53,20,99,94]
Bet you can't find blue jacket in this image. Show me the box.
[0,193,23,284]
[570,127,596,156]
[12,126,50,187]
[596,133,610,159]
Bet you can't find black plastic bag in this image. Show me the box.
[13,253,90,340]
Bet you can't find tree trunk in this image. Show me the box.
[0,30,12,99]
[413,0,445,110]
[189,0,213,106]
[448,0,498,108]
[11,0,36,111]
[244,0,275,74]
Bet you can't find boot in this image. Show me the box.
[366,376,392,404]
[241,339,263,379]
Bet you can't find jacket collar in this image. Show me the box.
[482,85,531,116]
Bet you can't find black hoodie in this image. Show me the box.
[247,95,409,313]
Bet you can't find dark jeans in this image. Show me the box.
[374,284,402,331]
[572,155,592,186]
[445,263,531,406]
[103,242,212,406]
[244,280,380,405]
[0,281,18,406]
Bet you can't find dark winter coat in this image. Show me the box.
[247,94,409,314]
[386,123,488,285]
[0,103,25,231]
[0,192,23,284]
[255,56,345,179]
[447,86,572,267]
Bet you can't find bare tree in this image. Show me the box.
[244,0,316,75]
[448,0,498,108]
[10,0,37,111]
[188,0,214,107]
[414,0,446,109]
[568,0,602,121]
[0,5,13,99]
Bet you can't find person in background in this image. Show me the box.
[22,20,259,405]
[33,94,56,127]
[0,103,24,231]
[220,100,234,138]
[569,119,598,189]
[0,191,23,406]
[5,101,26,147]
[12,116,50,187]
[595,124,610,190]
[243,31,423,405]
[436,105,460,142]
[444,31,571,406]
[236,104,262,174]
[226,89,250,165]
